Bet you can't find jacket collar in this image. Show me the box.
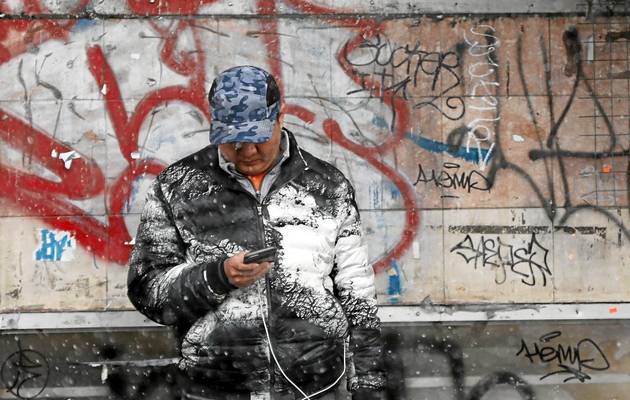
[268,128,309,191]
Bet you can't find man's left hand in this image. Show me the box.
[223,252,271,288]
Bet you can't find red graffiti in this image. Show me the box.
[324,119,419,273]
[0,19,208,264]
[127,0,219,15]
[0,1,90,64]
[0,0,419,272]
[283,0,419,273]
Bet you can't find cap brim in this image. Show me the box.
[209,118,274,145]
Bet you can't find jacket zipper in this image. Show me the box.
[258,175,308,396]
[254,190,275,393]
[244,159,308,394]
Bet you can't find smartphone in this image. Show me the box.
[243,246,277,264]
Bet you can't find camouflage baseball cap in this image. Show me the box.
[209,65,280,145]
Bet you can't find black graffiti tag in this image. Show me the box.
[344,34,465,124]
[450,232,551,286]
[413,162,491,196]
[516,331,610,383]
[1,342,49,399]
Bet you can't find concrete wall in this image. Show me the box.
[1,0,628,311]
[1,1,629,398]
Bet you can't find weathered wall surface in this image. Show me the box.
[1,0,629,312]
[1,1,630,400]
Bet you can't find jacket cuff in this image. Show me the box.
[203,258,237,295]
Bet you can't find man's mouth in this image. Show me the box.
[240,159,261,165]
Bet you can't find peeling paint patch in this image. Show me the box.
[51,149,81,169]
[412,241,420,259]
[580,165,596,176]
[586,35,594,63]
[371,115,389,129]
[72,19,98,32]
[61,151,81,169]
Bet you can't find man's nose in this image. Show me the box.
[239,143,258,157]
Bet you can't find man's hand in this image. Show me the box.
[223,252,272,288]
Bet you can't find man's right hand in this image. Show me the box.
[223,252,272,288]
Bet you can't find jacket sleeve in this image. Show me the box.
[332,179,387,393]
[127,178,233,326]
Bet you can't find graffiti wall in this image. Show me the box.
[1,1,630,400]
[0,1,628,310]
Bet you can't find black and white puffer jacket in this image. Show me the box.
[128,130,386,395]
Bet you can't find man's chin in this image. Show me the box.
[237,163,265,175]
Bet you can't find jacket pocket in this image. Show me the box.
[272,317,345,389]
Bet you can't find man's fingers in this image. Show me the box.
[227,262,272,287]
[243,263,271,279]
[234,263,262,276]
[234,263,259,274]
[224,252,273,288]
[255,262,271,276]
[241,263,272,285]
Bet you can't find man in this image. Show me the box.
[128,65,386,400]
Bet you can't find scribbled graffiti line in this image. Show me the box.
[0,0,420,273]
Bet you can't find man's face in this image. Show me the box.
[219,116,283,176]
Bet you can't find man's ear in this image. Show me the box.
[278,102,286,122]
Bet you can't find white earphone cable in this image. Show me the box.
[259,291,346,400]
